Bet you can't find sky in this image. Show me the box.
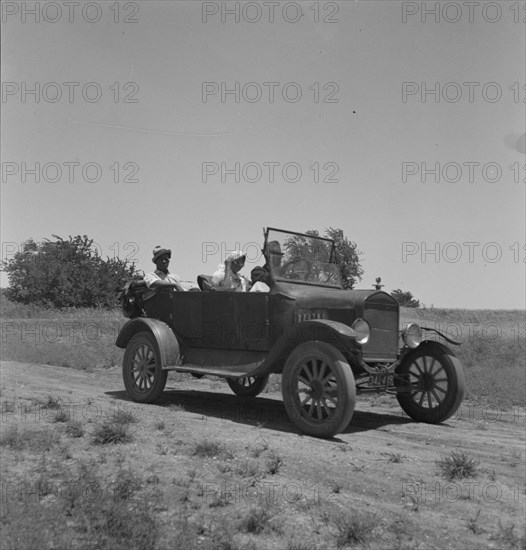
[1,0,525,309]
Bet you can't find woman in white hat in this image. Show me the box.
[212,250,250,292]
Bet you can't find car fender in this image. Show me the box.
[398,340,461,372]
[116,317,181,368]
[253,319,361,376]
[415,340,458,357]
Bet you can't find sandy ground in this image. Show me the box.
[1,360,525,549]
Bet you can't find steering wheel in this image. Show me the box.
[280,259,312,281]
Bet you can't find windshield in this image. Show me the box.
[265,229,343,289]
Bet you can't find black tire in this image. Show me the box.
[282,341,356,438]
[123,331,167,403]
[396,342,465,423]
[227,375,270,397]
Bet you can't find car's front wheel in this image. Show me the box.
[395,342,465,423]
[123,331,167,403]
[227,375,269,397]
[282,341,355,438]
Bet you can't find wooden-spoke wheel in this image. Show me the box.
[227,375,270,397]
[282,341,355,438]
[396,342,465,423]
[123,331,167,403]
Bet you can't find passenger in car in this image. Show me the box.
[144,246,185,291]
[250,240,282,292]
[212,250,250,292]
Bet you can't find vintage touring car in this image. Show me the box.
[116,228,465,438]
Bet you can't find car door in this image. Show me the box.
[201,292,270,351]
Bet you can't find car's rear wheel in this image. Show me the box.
[227,375,269,397]
[123,331,167,403]
[395,342,464,423]
[282,341,355,438]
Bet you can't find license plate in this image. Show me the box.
[368,373,394,387]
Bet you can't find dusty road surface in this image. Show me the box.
[1,360,525,550]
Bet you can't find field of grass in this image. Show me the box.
[1,295,524,407]
[400,307,525,407]
[0,296,125,371]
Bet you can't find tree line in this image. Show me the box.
[1,231,420,308]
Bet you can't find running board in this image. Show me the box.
[168,364,259,379]
[162,347,268,379]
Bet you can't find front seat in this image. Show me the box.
[197,275,214,291]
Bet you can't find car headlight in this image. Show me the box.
[402,323,422,349]
[352,318,370,345]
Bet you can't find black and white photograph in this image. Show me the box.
[1,1,525,548]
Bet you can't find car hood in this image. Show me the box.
[271,283,398,312]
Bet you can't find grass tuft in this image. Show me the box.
[40,395,62,410]
[65,420,85,438]
[250,439,269,458]
[0,425,60,451]
[2,400,18,413]
[436,450,479,480]
[193,439,223,458]
[266,449,283,475]
[332,510,378,547]
[388,452,406,463]
[240,505,274,534]
[92,421,131,445]
[53,409,69,423]
[111,409,139,424]
[111,468,141,502]
[466,509,483,535]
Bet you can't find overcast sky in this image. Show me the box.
[1,0,525,309]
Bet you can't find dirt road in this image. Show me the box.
[1,360,524,549]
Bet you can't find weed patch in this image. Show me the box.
[436,450,479,480]
[40,395,62,410]
[193,439,229,458]
[239,505,274,534]
[111,409,138,424]
[235,459,261,479]
[332,509,378,547]
[65,421,85,438]
[249,438,269,458]
[92,422,131,445]
[0,425,60,452]
[266,449,283,475]
[53,409,69,423]
[388,452,405,463]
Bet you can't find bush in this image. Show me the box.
[1,235,137,308]
[391,289,420,308]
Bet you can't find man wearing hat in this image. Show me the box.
[212,250,250,292]
[144,246,184,291]
[250,240,282,291]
